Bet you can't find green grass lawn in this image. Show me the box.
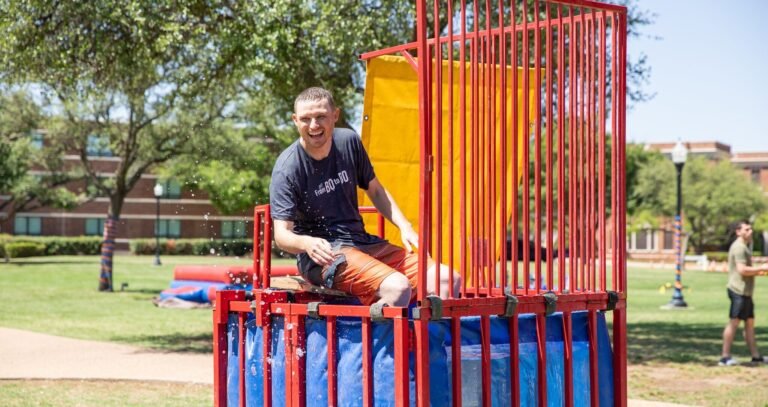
[625,265,768,406]
[2,256,768,405]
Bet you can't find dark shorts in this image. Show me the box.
[728,288,754,320]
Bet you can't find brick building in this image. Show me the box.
[0,134,252,250]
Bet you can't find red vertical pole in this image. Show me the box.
[522,0,530,296]
[568,6,576,294]
[498,0,508,295]
[586,12,595,293]
[415,0,430,303]
[327,317,338,406]
[263,205,272,289]
[557,5,566,294]
[394,316,410,407]
[610,12,618,292]
[588,310,599,407]
[533,0,542,294]
[617,11,629,406]
[377,213,386,239]
[481,316,492,407]
[434,0,443,298]
[545,2,555,292]
[536,313,548,406]
[213,291,232,407]
[471,1,479,297]
[487,0,497,295]
[460,0,468,299]
[263,321,273,407]
[451,317,463,407]
[509,315,521,407]
[614,308,628,407]
[362,317,373,407]
[283,313,293,405]
[254,209,262,288]
[414,319,430,407]
[292,314,306,407]
[563,311,574,407]
[448,0,455,298]
[599,11,607,292]
[238,313,247,407]
[510,0,519,296]
[579,9,586,293]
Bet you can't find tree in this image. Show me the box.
[631,155,766,254]
[0,91,80,225]
[0,1,256,290]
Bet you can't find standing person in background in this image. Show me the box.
[720,220,768,366]
[269,87,460,307]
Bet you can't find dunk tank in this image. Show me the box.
[214,0,628,405]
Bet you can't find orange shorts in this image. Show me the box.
[327,242,434,306]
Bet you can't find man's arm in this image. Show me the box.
[273,219,334,266]
[736,262,768,277]
[364,177,419,252]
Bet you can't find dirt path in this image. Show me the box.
[0,326,694,406]
[0,327,211,384]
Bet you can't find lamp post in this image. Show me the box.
[153,183,164,266]
[669,140,688,308]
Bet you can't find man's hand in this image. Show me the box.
[399,223,419,253]
[304,237,334,266]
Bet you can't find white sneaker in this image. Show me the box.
[719,356,738,366]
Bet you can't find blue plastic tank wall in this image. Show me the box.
[227,311,613,406]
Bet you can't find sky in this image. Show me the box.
[626,0,768,152]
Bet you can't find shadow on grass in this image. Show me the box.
[628,321,768,366]
[8,259,97,266]
[113,332,213,354]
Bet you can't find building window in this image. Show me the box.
[14,216,42,236]
[221,220,248,239]
[663,230,675,251]
[751,168,760,184]
[86,134,113,157]
[30,131,44,149]
[155,219,181,238]
[631,229,656,251]
[160,179,182,199]
[85,218,105,236]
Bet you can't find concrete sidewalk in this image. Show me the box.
[0,326,694,406]
[0,327,211,384]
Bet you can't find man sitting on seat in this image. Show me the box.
[269,87,460,307]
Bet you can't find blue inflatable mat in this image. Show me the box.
[227,311,613,406]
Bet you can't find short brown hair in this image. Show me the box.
[294,87,335,112]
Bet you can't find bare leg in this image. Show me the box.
[745,318,760,358]
[376,272,411,307]
[426,264,462,299]
[722,318,740,358]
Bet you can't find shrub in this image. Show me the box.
[5,242,46,258]
[129,238,254,256]
[704,251,728,263]
[0,233,12,259]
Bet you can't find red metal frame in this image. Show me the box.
[214,0,627,405]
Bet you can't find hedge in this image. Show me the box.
[129,238,255,257]
[5,241,47,258]
[704,251,728,263]
[0,236,102,257]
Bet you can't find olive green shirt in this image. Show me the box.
[728,238,754,296]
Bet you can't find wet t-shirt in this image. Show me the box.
[269,128,383,248]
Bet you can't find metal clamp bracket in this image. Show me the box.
[606,291,619,311]
[307,302,323,319]
[503,294,519,317]
[543,291,558,316]
[425,295,443,320]
[370,303,388,322]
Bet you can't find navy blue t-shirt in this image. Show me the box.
[269,128,384,248]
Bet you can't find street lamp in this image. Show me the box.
[668,140,688,308]
[153,183,164,266]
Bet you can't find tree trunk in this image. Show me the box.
[98,215,119,291]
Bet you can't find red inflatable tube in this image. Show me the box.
[268,264,300,277]
[173,265,253,284]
